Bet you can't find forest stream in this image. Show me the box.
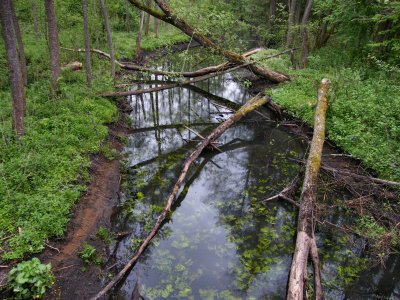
[103,49,400,300]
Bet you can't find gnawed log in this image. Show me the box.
[128,0,289,83]
[91,95,268,300]
[287,78,331,300]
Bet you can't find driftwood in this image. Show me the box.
[91,95,268,300]
[287,79,331,300]
[127,0,289,83]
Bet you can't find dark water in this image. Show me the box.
[108,50,400,299]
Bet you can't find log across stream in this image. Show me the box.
[103,49,400,299]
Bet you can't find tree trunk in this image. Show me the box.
[287,78,331,300]
[99,0,116,80]
[92,0,100,48]
[144,0,151,36]
[44,0,60,95]
[32,0,39,36]
[135,10,145,60]
[82,0,92,87]
[127,0,289,83]
[0,0,25,136]
[153,15,158,37]
[91,95,269,300]
[10,0,27,86]
[125,0,131,32]
[267,0,276,33]
[299,0,313,68]
[286,0,298,47]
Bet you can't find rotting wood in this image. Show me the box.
[127,0,289,83]
[91,95,268,300]
[287,78,331,300]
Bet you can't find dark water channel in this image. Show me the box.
[108,50,400,299]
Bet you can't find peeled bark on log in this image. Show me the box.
[61,61,83,71]
[91,95,268,300]
[287,78,331,300]
[127,0,289,83]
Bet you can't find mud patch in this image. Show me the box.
[39,115,129,299]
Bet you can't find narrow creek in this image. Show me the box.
[106,49,400,299]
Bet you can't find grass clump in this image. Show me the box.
[78,242,102,265]
[261,46,400,181]
[96,227,113,245]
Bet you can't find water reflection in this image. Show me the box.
[108,50,400,300]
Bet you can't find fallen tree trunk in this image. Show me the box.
[287,78,331,300]
[91,94,268,300]
[61,46,263,78]
[128,0,289,83]
[98,62,252,97]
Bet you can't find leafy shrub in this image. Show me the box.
[79,242,101,265]
[8,258,54,299]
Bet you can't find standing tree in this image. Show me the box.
[0,0,25,136]
[135,10,145,60]
[153,14,158,38]
[82,0,92,87]
[99,0,116,80]
[299,0,314,68]
[10,0,27,86]
[32,0,39,36]
[286,0,298,47]
[125,0,131,32]
[44,0,60,95]
[144,0,151,36]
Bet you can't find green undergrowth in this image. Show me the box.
[257,47,400,181]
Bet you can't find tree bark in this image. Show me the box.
[144,0,151,36]
[92,0,100,48]
[267,0,276,33]
[287,78,331,300]
[0,0,25,136]
[44,0,60,95]
[127,0,289,83]
[99,0,116,80]
[32,0,39,36]
[153,14,158,37]
[135,10,145,60]
[82,0,92,87]
[9,0,27,87]
[299,0,313,68]
[91,95,269,300]
[286,0,298,47]
[125,0,131,32]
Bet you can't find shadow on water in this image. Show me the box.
[107,49,400,300]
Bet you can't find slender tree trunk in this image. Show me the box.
[135,10,145,60]
[267,0,276,33]
[82,0,92,86]
[287,78,331,300]
[32,0,39,36]
[144,0,151,36]
[99,0,116,80]
[10,0,27,86]
[0,0,25,136]
[299,0,313,68]
[286,0,298,47]
[92,0,100,48]
[125,0,131,32]
[44,0,60,95]
[153,16,158,37]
